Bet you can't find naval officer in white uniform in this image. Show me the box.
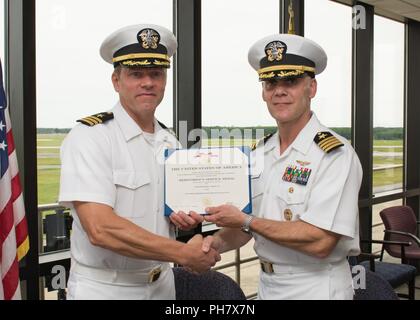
[202,33,362,300]
[59,24,220,300]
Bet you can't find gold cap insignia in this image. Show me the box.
[138,28,160,50]
[265,41,287,62]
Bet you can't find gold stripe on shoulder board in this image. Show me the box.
[84,116,101,125]
[79,117,95,126]
[87,115,103,123]
[77,112,114,127]
[314,131,344,154]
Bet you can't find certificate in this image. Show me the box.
[164,147,252,216]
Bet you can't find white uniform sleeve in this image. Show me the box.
[59,125,116,208]
[300,148,362,238]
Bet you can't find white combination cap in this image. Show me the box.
[248,33,327,81]
[100,24,177,68]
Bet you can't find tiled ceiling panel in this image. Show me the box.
[337,0,420,21]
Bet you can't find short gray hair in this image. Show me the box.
[113,65,123,76]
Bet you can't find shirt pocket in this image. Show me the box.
[251,173,264,214]
[276,184,307,220]
[113,171,151,218]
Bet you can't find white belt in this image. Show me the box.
[260,259,349,274]
[71,261,170,286]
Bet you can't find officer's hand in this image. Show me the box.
[169,211,204,231]
[183,234,221,273]
[202,235,221,254]
[204,205,247,228]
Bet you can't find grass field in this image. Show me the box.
[36,134,404,205]
[374,140,402,146]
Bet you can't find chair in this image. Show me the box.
[173,267,246,300]
[380,205,420,266]
[356,239,417,300]
[354,269,398,300]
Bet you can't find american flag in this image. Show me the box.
[0,60,29,300]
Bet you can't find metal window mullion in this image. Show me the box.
[405,19,420,218]
[173,0,202,238]
[6,0,39,299]
[352,2,374,252]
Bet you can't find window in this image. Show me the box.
[201,0,279,294]
[35,0,173,299]
[305,0,352,137]
[36,0,173,130]
[36,0,173,205]
[35,2,174,298]
[373,16,404,196]
[202,0,279,136]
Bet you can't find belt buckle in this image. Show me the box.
[148,266,162,284]
[260,261,274,273]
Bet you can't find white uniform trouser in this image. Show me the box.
[258,259,354,300]
[66,266,175,300]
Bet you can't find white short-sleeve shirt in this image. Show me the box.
[59,102,180,270]
[251,113,362,265]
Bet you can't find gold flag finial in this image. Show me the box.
[288,0,296,35]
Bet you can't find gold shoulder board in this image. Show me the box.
[77,112,114,127]
[252,133,274,151]
[157,120,178,139]
[314,131,344,153]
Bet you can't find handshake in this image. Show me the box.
[179,234,221,274]
[170,204,249,274]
